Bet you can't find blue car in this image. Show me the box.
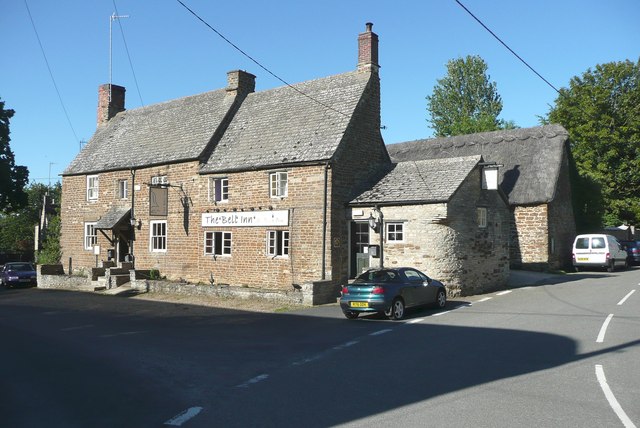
[340,267,447,320]
[0,262,37,288]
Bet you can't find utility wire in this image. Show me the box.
[174,0,350,118]
[454,0,560,94]
[112,0,145,107]
[23,0,80,142]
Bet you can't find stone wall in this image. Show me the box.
[511,204,550,269]
[357,169,510,297]
[36,264,90,290]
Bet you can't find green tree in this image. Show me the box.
[547,59,640,227]
[427,55,514,137]
[0,98,29,212]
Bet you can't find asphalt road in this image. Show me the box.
[1,268,638,427]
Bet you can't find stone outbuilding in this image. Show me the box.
[387,125,576,270]
[349,155,510,296]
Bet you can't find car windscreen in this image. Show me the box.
[8,264,34,271]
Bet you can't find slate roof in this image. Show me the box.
[200,71,372,173]
[350,155,482,206]
[63,89,234,175]
[94,206,130,229]
[386,124,569,205]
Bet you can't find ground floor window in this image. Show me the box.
[204,231,232,256]
[150,220,167,252]
[386,222,405,242]
[267,230,289,257]
[84,222,97,250]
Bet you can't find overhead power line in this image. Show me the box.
[174,0,349,118]
[23,0,80,142]
[454,0,560,94]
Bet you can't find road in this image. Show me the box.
[1,268,638,427]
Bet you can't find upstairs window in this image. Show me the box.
[84,222,97,250]
[151,175,168,186]
[267,230,289,257]
[150,220,167,252]
[477,207,487,228]
[270,171,288,198]
[118,179,128,199]
[208,177,229,203]
[204,231,232,256]
[87,175,99,201]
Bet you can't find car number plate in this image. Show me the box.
[350,301,369,308]
[19,279,31,282]
[577,257,588,261]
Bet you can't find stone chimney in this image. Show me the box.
[97,84,126,127]
[357,22,379,72]
[226,70,256,97]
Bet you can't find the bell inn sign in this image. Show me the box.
[201,210,289,227]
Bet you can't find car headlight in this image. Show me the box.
[8,276,19,281]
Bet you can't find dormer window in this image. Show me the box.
[270,172,288,198]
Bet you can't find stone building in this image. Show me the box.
[60,23,388,302]
[349,156,510,296]
[387,125,576,270]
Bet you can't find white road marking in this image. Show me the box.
[617,289,636,306]
[595,365,637,428]
[333,340,359,350]
[596,314,614,343]
[433,310,452,316]
[496,290,512,296]
[236,374,269,388]
[406,318,424,324]
[60,324,94,331]
[369,329,392,336]
[477,297,492,303]
[164,407,203,426]
[100,331,144,338]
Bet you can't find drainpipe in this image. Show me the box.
[130,169,135,267]
[321,162,330,280]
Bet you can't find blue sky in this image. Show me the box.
[1,0,638,186]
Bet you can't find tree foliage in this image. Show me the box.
[427,55,514,137]
[0,97,29,213]
[547,59,640,227]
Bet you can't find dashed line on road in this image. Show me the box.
[596,314,614,343]
[60,324,94,331]
[236,374,269,388]
[595,365,637,428]
[369,328,393,336]
[164,406,203,426]
[496,290,512,296]
[477,297,492,303]
[617,289,636,306]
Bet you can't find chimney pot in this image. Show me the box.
[226,70,256,97]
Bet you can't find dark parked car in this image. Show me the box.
[620,240,640,265]
[0,262,37,288]
[339,267,447,320]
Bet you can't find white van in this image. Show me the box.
[572,234,628,272]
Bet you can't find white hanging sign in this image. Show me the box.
[202,210,289,227]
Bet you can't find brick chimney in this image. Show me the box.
[226,70,256,97]
[357,22,379,72]
[97,83,126,127]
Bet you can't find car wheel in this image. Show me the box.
[388,298,405,320]
[607,261,615,273]
[343,311,359,319]
[436,289,447,309]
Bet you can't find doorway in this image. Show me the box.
[349,221,370,278]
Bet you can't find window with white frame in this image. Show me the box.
[84,222,97,250]
[204,231,232,256]
[269,171,288,198]
[267,230,289,257]
[151,175,168,186]
[118,179,128,199]
[87,175,99,201]
[150,220,167,252]
[386,222,405,242]
[477,207,487,228]
[208,177,229,203]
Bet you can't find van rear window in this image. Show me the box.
[575,238,590,249]
[592,237,606,249]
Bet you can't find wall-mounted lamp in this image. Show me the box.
[368,207,382,231]
[130,218,142,230]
